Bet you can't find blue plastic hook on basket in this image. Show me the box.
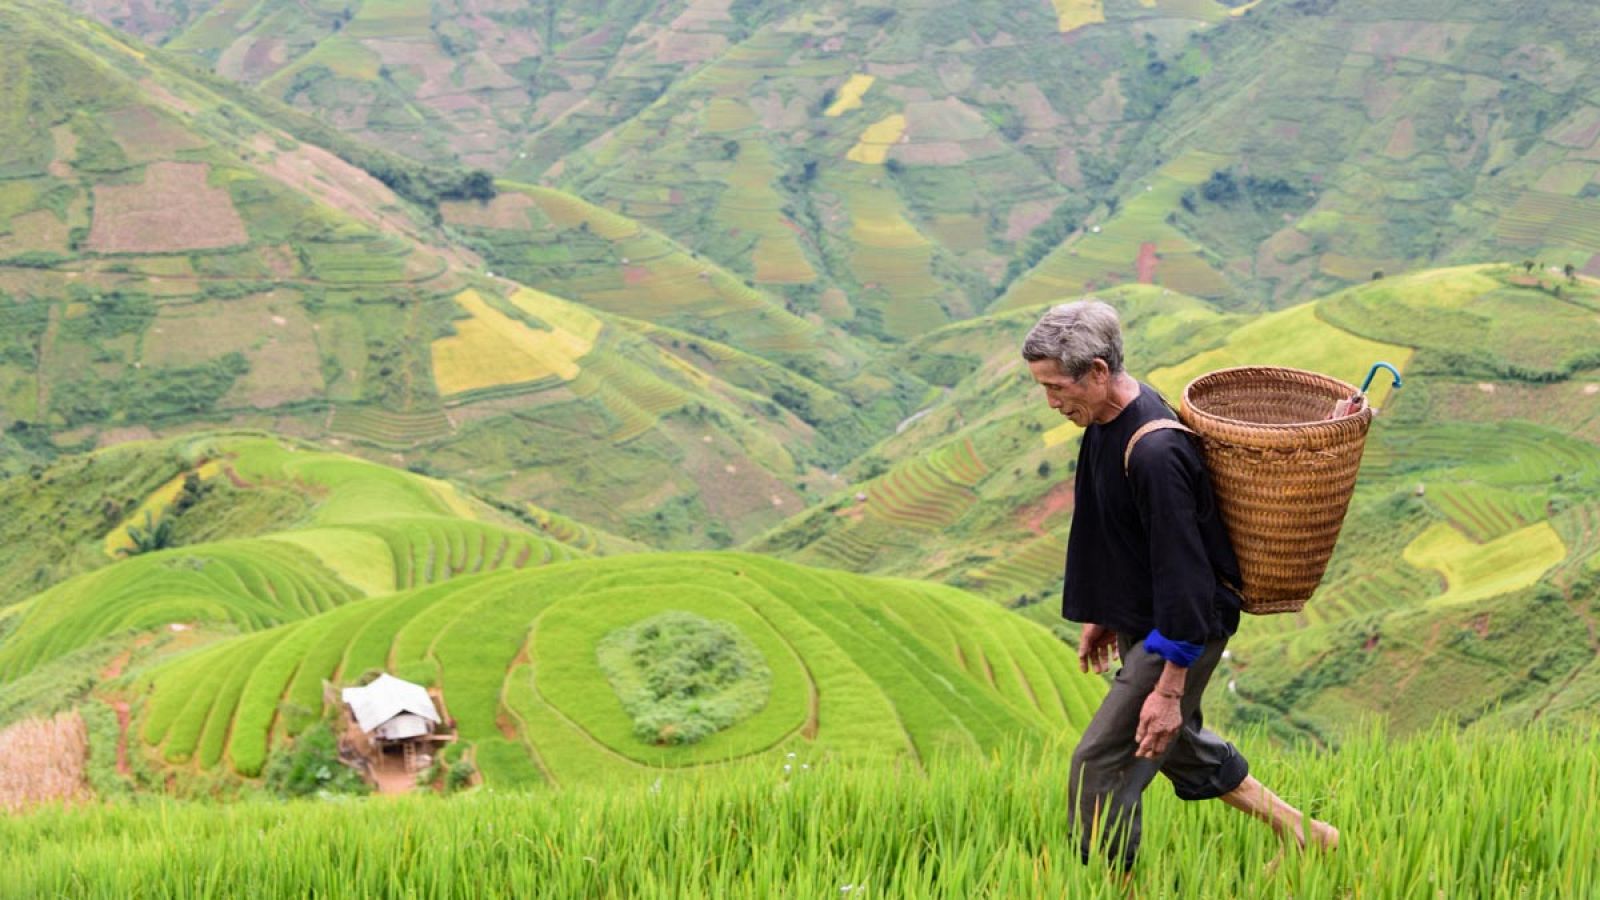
[1360,362,1403,394]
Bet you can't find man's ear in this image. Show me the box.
[1088,358,1111,384]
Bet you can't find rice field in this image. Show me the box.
[430,289,601,397]
[8,724,1597,898]
[824,74,875,117]
[328,406,454,447]
[1051,0,1106,33]
[133,553,1105,785]
[864,457,979,531]
[1402,520,1566,608]
[998,150,1233,309]
[846,114,907,165]
[1146,302,1412,407]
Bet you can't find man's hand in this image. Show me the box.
[1134,691,1183,759]
[1077,624,1118,674]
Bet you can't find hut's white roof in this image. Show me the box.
[341,674,440,735]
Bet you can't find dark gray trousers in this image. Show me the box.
[1068,632,1249,870]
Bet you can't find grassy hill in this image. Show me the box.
[0,432,1102,794]
[0,0,924,546]
[749,264,1600,740]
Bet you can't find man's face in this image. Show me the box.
[1028,358,1108,427]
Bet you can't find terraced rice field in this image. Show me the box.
[1548,500,1600,588]
[1403,521,1566,608]
[998,150,1233,308]
[824,74,875,116]
[1372,423,1600,488]
[134,555,1105,784]
[500,185,819,353]
[964,536,1067,597]
[1146,302,1411,408]
[864,457,979,530]
[431,288,600,396]
[846,114,907,165]
[328,405,454,447]
[570,353,691,444]
[1495,191,1600,250]
[0,540,361,680]
[1426,483,1547,543]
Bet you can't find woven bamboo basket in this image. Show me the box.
[1178,366,1373,615]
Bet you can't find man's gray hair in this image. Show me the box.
[1021,299,1125,377]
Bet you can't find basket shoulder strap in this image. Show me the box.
[1124,419,1195,477]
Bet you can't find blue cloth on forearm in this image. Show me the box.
[1144,629,1204,667]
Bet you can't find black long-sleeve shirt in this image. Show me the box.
[1062,383,1241,645]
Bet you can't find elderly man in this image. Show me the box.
[1022,299,1337,872]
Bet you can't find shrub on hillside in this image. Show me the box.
[262,722,369,798]
[597,611,772,746]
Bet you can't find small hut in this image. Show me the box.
[340,674,446,773]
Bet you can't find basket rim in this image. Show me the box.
[1181,365,1367,431]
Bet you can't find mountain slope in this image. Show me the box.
[749,265,1600,739]
[0,0,920,545]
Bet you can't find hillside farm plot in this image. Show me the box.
[133,554,1104,784]
[0,539,360,681]
[1403,521,1566,607]
[1051,0,1106,32]
[430,288,600,397]
[87,162,247,253]
[824,74,875,116]
[998,151,1234,309]
[1318,267,1600,379]
[1147,302,1412,408]
[846,114,906,166]
[864,456,980,531]
[328,406,453,447]
[1425,483,1548,544]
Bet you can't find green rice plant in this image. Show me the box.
[6,725,1596,897]
[194,633,280,769]
[225,621,315,776]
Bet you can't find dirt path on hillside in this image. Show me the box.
[1136,242,1157,284]
[1018,482,1074,536]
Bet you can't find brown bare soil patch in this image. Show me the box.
[1018,482,1075,536]
[88,162,248,253]
[441,193,535,230]
[0,713,90,813]
[104,106,207,162]
[95,425,157,448]
[1383,118,1417,159]
[1136,242,1158,284]
[896,142,971,166]
[1005,198,1062,242]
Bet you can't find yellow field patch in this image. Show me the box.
[825,74,876,117]
[430,289,600,396]
[1230,0,1264,14]
[1403,521,1566,607]
[846,114,907,165]
[1147,303,1413,409]
[1043,422,1078,448]
[103,461,223,557]
[1051,0,1105,32]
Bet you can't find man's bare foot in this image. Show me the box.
[1298,819,1339,852]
